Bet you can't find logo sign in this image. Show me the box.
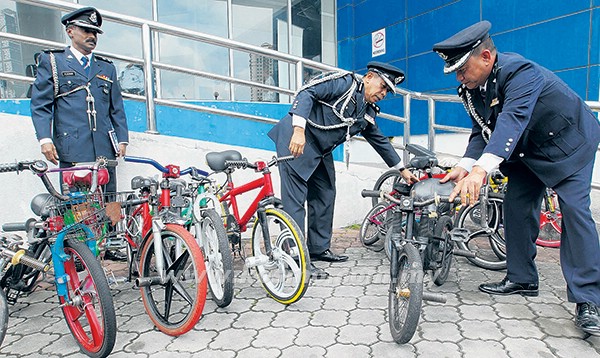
[372,28,386,57]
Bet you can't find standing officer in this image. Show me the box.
[31,6,129,194]
[268,62,418,279]
[31,7,129,261]
[433,21,600,335]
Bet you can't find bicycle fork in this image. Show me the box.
[135,217,168,287]
[244,206,272,269]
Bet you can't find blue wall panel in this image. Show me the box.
[408,0,480,57]
[492,13,590,71]
[482,0,590,33]
[589,65,600,101]
[337,38,355,70]
[407,0,457,18]
[592,8,600,65]
[353,0,406,37]
[337,0,353,9]
[337,5,354,40]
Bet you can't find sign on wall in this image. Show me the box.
[372,28,386,57]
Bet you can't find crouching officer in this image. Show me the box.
[30,7,130,261]
[268,62,418,279]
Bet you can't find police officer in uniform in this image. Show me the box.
[433,21,600,335]
[268,62,418,278]
[31,6,129,194]
[31,7,129,261]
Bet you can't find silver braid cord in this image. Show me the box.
[460,89,492,143]
[56,83,96,131]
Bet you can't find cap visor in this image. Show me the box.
[443,51,472,74]
[71,21,103,34]
[380,75,397,94]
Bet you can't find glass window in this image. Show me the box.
[232,0,287,102]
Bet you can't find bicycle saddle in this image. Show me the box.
[206,150,242,172]
[411,178,455,213]
[30,193,59,219]
[405,143,436,158]
[63,168,109,188]
[131,175,157,190]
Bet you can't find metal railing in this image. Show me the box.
[0,0,598,190]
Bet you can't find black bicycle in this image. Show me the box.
[361,180,474,344]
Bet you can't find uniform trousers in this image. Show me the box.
[504,159,600,305]
[279,159,336,255]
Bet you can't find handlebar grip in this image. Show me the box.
[120,198,148,208]
[0,162,20,173]
[361,189,381,198]
[422,292,447,303]
[2,222,27,232]
[2,218,38,232]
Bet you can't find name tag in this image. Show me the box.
[61,71,75,76]
[364,113,375,124]
[490,98,499,107]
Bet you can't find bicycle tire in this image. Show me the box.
[194,209,234,307]
[389,243,423,344]
[251,208,309,304]
[0,289,7,347]
[138,224,207,336]
[455,193,507,270]
[359,202,390,246]
[536,196,562,248]
[431,215,453,286]
[372,170,403,206]
[60,238,116,358]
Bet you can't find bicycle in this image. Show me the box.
[185,171,234,308]
[123,156,208,336]
[0,159,116,357]
[361,178,473,344]
[204,150,309,304]
[359,143,448,259]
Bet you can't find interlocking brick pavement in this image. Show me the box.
[1,227,600,357]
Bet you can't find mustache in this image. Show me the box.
[85,38,97,45]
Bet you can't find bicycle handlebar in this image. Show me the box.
[0,160,71,201]
[124,156,209,178]
[361,189,461,207]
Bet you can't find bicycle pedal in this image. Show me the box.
[5,288,19,305]
[450,228,469,242]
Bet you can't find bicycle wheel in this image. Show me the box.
[251,208,309,304]
[138,224,207,336]
[455,193,507,270]
[536,195,561,248]
[193,209,234,308]
[60,238,116,358]
[359,202,391,246]
[389,243,423,344]
[0,289,7,347]
[372,170,403,206]
[431,215,453,286]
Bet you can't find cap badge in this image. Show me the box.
[89,12,97,24]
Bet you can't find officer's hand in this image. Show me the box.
[440,166,468,183]
[41,143,59,165]
[400,168,419,185]
[289,127,306,158]
[118,143,127,157]
[448,166,487,206]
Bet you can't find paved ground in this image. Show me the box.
[1,222,600,357]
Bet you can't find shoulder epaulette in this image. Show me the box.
[94,55,113,63]
[42,48,65,53]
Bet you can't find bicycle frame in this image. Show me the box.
[218,163,276,232]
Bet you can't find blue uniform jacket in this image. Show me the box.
[268,74,401,181]
[463,52,600,187]
[30,47,129,163]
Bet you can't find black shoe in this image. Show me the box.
[104,249,127,262]
[310,249,348,262]
[309,263,329,280]
[479,277,539,296]
[576,302,600,336]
